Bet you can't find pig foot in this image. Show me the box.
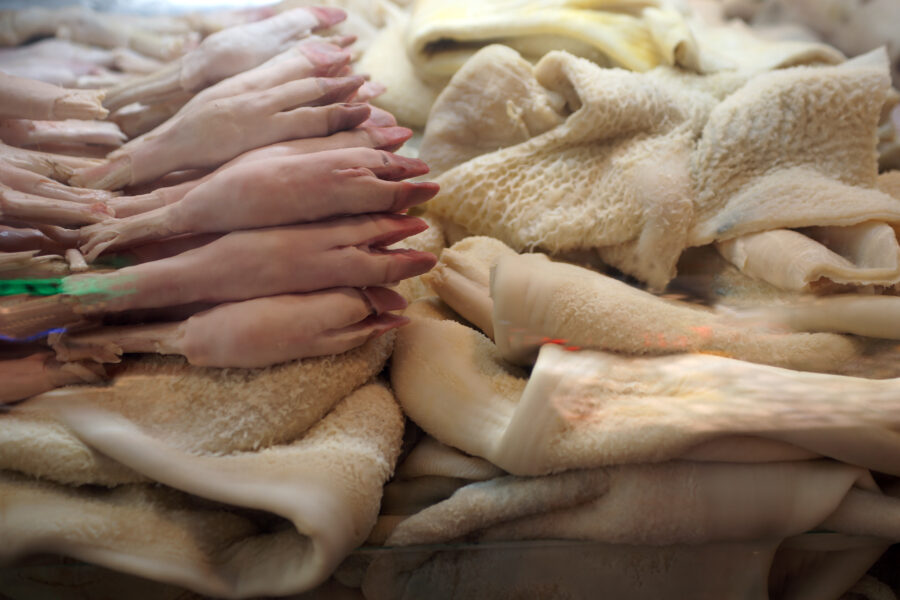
[0,72,107,121]
[64,213,437,314]
[225,125,413,166]
[364,105,398,128]
[300,37,354,76]
[102,62,182,113]
[0,161,118,203]
[1,142,103,181]
[76,78,370,189]
[0,118,126,148]
[68,154,131,190]
[53,287,409,368]
[78,148,437,259]
[0,352,105,404]
[1,185,113,227]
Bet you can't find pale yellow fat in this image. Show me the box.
[406,0,691,78]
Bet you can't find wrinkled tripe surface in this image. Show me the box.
[424,48,899,289]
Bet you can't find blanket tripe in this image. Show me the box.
[391,304,900,476]
[363,461,899,600]
[1,381,404,598]
[425,47,900,289]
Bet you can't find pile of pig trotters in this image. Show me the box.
[0,6,439,597]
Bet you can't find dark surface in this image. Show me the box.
[1,544,898,600]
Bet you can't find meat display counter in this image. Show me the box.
[1,1,899,599]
